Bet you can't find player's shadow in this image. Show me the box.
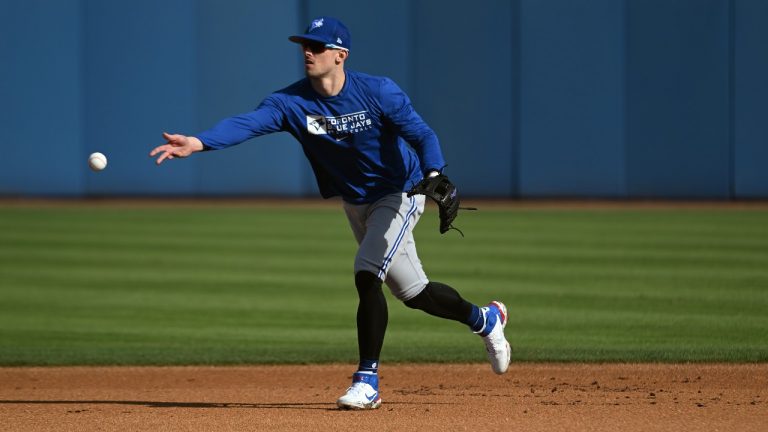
[0,399,446,411]
[0,400,334,411]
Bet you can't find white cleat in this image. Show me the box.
[479,301,512,374]
[337,372,382,410]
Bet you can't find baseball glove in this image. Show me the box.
[407,173,472,235]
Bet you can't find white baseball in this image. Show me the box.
[88,152,108,171]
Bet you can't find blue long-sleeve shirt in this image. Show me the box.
[196,70,446,204]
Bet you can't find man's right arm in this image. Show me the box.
[150,97,286,165]
[196,98,286,150]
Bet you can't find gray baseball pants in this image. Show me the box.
[343,193,429,301]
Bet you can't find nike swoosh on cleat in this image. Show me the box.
[364,391,378,401]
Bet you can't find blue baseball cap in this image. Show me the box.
[289,16,351,51]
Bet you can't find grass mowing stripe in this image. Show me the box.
[1,205,766,365]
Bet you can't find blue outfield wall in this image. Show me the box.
[627,0,731,198]
[733,0,768,198]
[0,0,766,198]
[0,1,84,195]
[519,0,625,197]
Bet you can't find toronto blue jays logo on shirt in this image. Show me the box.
[306,111,373,141]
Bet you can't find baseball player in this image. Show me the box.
[150,16,511,410]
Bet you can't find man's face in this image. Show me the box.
[301,41,344,78]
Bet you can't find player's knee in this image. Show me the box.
[355,271,382,297]
[403,296,424,310]
[403,283,431,310]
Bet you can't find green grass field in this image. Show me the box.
[0,202,766,366]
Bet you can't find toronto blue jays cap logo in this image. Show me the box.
[310,18,324,31]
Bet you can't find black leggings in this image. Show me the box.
[355,271,473,360]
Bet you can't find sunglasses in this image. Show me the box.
[301,41,328,54]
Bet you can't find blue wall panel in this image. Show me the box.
[733,0,768,197]
[626,0,730,198]
[82,0,199,195]
[0,0,83,196]
[519,0,625,197]
[413,0,515,196]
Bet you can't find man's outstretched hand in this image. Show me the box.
[150,132,204,165]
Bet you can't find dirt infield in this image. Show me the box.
[1,364,765,431]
